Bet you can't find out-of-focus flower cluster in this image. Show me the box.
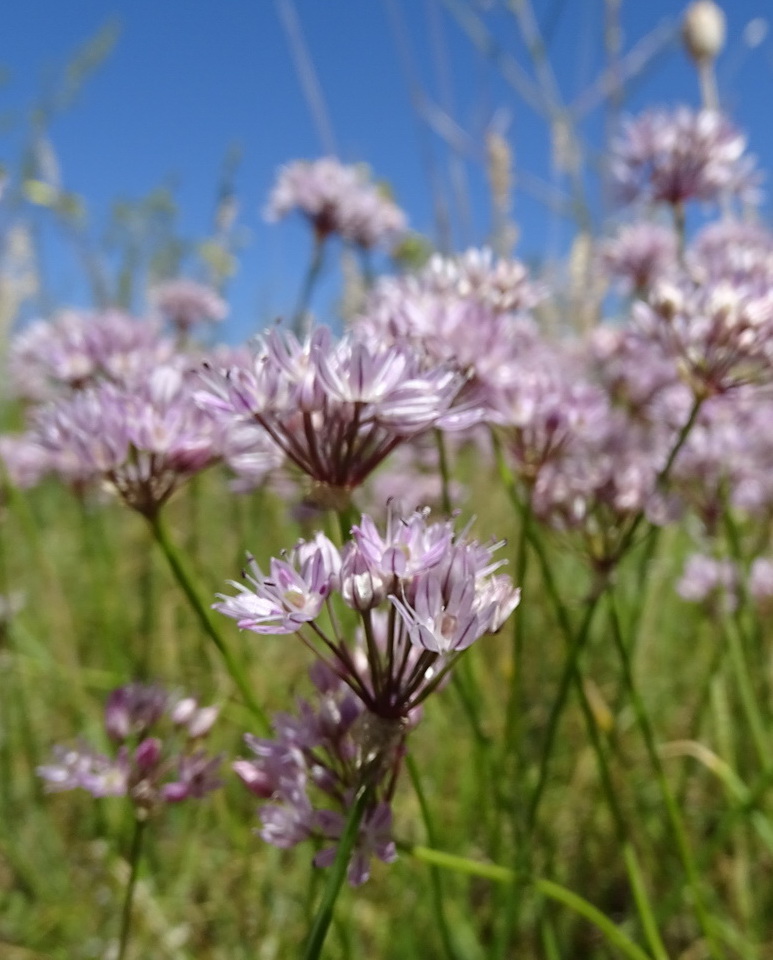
[8,308,174,403]
[234,662,397,886]
[355,247,543,403]
[150,279,228,334]
[611,107,761,209]
[265,157,407,250]
[0,303,282,505]
[37,684,222,818]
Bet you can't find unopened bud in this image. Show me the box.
[683,1,726,63]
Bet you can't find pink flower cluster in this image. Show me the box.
[265,157,407,249]
[219,507,519,883]
[38,684,222,817]
[611,107,761,208]
[150,279,228,333]
[198,325,476,500]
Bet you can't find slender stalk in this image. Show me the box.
[434,429,453,516]
[722,506,771,764]
[607,589,725,960]
[136,529,156,679]
[526,590,602,829]
[404,844,655,960]
[406,754,461,960]
[293,236,326,335]
[698,60,719,112]
[615,394,704,565]
[622,843,669,960]
[493,434,670,951]
[673,201,686,262]
[502,493,530,765]
[302,783,369,960]
[724,614,770,765]
[117,817,147,960]
[148,510,268,733]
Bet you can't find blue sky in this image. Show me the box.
[2,0,772,340]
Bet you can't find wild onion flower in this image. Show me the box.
[216,506,519,718]
[671,390,773,524]
[611,107,761,209]
[689,219,773,285]
[749,558,773,604]
[37,683,222,818]
[354,249,542,402]
[682,0,726,65]
[264,157,407,249]
[588,325,690,424]
[363,440,468,515]
[0,434,56,490]
[150,279,228,333]
[27,362,225,515]
[8,308,174,401]
[489,338,688,561]
[219,508,519,882]
[198,326,477,505]
[635,273,773,395]
[415,247,544,314]
[234,662,398,886]
[596,222,677,295]
[677,553,737,609]
[488,364,612,484]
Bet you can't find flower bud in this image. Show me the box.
[186,706,219,739]
[134,737,163,772]
[682,1,726,63]
[233,759,275,798]
[170,697,198,726]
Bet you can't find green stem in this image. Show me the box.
[117,817,147,960]
[608,590,726,960]
[293,236,326,335]
[502,490,530,766]
[673,201,686,262]
[722,507,771,765]
[495,442,665,951]
[434,429,453,516]
[622,843,669,960]
[526,591,602,829]
[137,529,156,680]
[724,614,770,765]
[406,754,461,960]
[615,394,704,564]
[148,510,268,733]
[302,784,370,960]
[404,844,654,960]
[335,504,358,547]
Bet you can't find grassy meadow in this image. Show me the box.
[3,2,773,958]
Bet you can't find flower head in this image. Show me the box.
[38,683,222,817]
[611,107,761,209]
[216,508,519,719]
[150,279,228,333]
[234,664,398,886]
[26,361,225,514]
[597,222,677,294]
[8,309,174,402]
[354,249,543,405]
[198,326,474,501]
[265,157,407,249]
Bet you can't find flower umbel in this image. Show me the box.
[220,507,519,884]
[198,326,475,502]
[37,683,222,818]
